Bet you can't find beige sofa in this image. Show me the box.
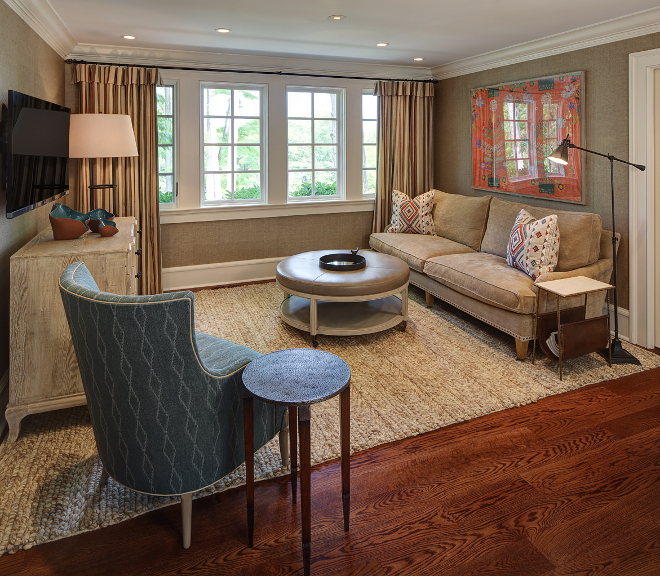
[370,190,616,360]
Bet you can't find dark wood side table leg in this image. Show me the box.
[298,405,311,576]
[340,385,351,532]
[243,395,255,548]
[289,406,298,504]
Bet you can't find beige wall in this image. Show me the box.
[0,2,66,378]
[161,211,373,268]
[434,32,660,309]
[655,68,660,347]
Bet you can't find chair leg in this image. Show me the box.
[181,493,193,549]
[279,426,290,468]
[99,467,109,489]
[425,292,435,308]
[515,338,529,360]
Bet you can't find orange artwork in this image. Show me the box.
[471,72,583,203]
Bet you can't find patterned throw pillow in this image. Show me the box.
[389,190,436,235]
[506,209,560,280]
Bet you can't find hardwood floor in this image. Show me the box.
[1,366,659,575]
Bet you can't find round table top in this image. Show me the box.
[276,250,409,298]
[242,348,351,406]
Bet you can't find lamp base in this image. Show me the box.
[598,338,641,365]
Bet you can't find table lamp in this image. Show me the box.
[547,135,645,365]
[69,114,138,213]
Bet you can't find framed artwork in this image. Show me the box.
[471,71,584,204]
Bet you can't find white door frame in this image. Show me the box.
[629,48,660,348]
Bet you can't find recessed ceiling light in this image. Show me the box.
[216,28,231,33]
[328,15,345,20]
[414,58,424,61]
[376,43,388,47]
[122,35,136,40]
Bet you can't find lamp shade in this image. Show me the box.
[547,138,570,165]
[69,114,138,159]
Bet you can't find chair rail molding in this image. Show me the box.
[629,47,660,348]
[4,0,76,58]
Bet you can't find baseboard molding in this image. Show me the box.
[162,257,283,291]
[0,370,9,441]
[606,304,630,342]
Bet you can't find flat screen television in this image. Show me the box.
[2,90,70,218]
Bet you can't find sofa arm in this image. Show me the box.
[534,258,614,316]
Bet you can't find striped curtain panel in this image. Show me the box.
[71,63,163,295]
[372,81,434,233]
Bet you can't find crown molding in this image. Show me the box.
[67,44,434,79]
[432,7,660,80]
[4,0,76,58]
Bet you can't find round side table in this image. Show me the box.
[242,348,351,576]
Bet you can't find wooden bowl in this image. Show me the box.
[87,209,115,233]
[49,213,89,240]
[98,219,119,237]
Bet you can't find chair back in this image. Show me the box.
[59,261,268,496]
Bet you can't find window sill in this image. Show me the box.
[160,198,375,224]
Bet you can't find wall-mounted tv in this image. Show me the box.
[2,90,70,218]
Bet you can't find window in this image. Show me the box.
[540,101,565,177]
[286,87,343,200]
[157,83,177,205]
[503,102,533,180]
[201,83,266,204]
[362,92,377,195]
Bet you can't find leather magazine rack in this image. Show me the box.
[536,305,609,361]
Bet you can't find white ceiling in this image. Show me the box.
[42,0,660,68]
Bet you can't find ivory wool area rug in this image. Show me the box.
[1,282,659,556]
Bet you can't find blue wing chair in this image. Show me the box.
[58,261,288,548]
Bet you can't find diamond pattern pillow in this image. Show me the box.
[506,209,560,280]
[389,190,436,235]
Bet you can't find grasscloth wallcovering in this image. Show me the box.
[434,32,660,310]
[161,212,373,268]
[0,2,66,380]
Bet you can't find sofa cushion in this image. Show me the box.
[390,190,436,235]
[431,190,491,251]
[423,252,537,314]
[370,233,475,273]
[480,197,602,271]
[506,209,560,280]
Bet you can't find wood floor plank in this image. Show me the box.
[603,402,660,439]
[529,485,660,568]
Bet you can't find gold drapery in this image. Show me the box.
[372,81,434,233]
[71,63,163,295]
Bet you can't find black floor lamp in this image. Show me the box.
[547,136,645,365]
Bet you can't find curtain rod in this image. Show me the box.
[65,59,439,84]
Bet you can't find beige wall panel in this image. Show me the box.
[434,32,660,310]
[161,211,373,268]
[0,2,66,378]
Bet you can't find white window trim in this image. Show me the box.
[286,85,345,202]
[158,80,180,210]
[361,89,378,199]
[199,81,268,207]
[157,69,375,224]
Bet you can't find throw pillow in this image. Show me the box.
[389,190,436,235]
[506,209,560,280]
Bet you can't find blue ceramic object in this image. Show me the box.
[51,203,90,224]
[86,208,115,233]
[98,218,119,237]
[49,203,90,240]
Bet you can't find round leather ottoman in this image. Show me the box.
[276,250,409,346]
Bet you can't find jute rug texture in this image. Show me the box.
[1,283,658,556]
